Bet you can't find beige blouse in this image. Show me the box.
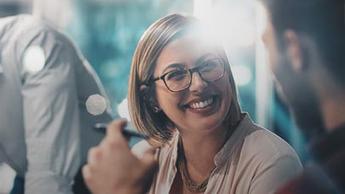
[132,114,303,194]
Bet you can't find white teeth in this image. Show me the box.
[190,98,213,109]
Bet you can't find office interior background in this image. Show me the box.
[0,0,309,192]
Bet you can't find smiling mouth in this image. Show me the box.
[187,96,215,110]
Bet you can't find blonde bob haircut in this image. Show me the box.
[128,14,242,146]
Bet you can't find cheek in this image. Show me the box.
[263,39,277,71]
[155,88,181,111]
[262,30,279,74]
[155,90,186,127]
[269,50,279,73]
[224,83,233,108]
[216,77,233,106]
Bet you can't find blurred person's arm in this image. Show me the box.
[18,24,82,194]
[82,119,158,194]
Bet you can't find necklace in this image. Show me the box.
[177,140,210,193]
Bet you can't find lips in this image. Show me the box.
[183,95,217,111]
[189,97,213,109]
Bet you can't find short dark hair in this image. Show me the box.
[260,0,345,83]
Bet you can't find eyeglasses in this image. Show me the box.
[151,58,225,92]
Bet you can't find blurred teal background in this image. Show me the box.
[1,0,309,161]
[0,3,310,188]
[67,0,193,106]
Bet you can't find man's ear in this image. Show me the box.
[284,30,306,73]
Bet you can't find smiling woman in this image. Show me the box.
[127,14,303,194]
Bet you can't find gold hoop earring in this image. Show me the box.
[153,106,161,113]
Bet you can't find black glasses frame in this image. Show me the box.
[151,62,225,92]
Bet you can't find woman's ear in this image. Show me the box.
[149,95,161,113]
[284,30,307,73]
[140,84,161,113]
[140,84,149,101]
[140,84,149,93]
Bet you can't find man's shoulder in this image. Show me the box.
[275,165,340,194]
[0,14,51,33]
[16,15,55,32]
[0,14,71,51]
[12,15,71,44]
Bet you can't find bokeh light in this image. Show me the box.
[86,94,107,116]
[23,46,46,73]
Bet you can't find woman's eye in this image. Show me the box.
[200,59,221,71]
[199,63,215,72]
[166,70,187,81]
[201,64,213,71]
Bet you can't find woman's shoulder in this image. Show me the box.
[233,114,298,160]
[243,123,300,161]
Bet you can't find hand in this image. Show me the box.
[82,119,158,194]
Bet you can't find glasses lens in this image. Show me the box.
[199,59,224,81]
[164,69,190,91]
[160,59,225,92]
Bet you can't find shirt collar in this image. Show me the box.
[214,113,256,167]
[169,113,257,168]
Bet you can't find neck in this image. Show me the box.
[321,89,345,132]
[178,125,229,180]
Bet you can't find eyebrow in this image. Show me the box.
[195,53,217,66]
[161,53,218,74]
[161,63,185,75]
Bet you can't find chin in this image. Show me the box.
[194,116,226,133]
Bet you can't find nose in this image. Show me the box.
[189,72,207,93]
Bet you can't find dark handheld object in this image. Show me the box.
[94,123,149,140]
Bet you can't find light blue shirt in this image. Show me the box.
[0,15,113,194]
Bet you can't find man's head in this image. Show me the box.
[259,0,344,136]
